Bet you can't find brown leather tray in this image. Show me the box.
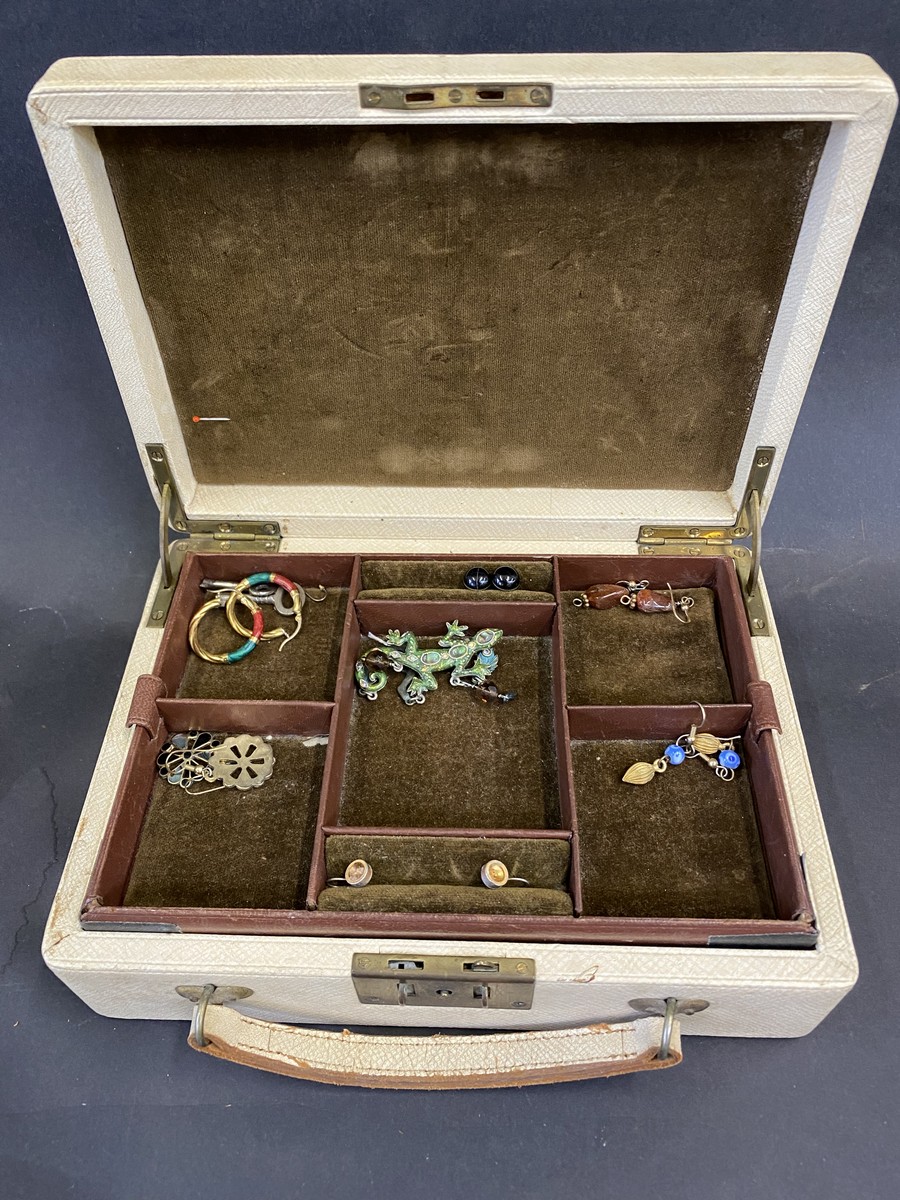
[80,552,816,947]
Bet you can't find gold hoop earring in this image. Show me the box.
[188,594,264,664]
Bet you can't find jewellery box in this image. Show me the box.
[30,52,895,1088]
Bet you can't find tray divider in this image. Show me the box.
[355,598,554,637]
[743,729,813,922]
[322,826,573,839]
[305,556,362,907]
[551,564,583,915]
[83,904,816,944]
[157,698,332,736]
[567,703,752,742]
[712,556,758,700]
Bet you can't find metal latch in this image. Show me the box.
[145,445,281,627]
[360,83,552,110]
[637,446,774,635]
[351,954,535,1010]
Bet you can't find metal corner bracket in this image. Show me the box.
[637,447,775,635]
[145,445,281,628]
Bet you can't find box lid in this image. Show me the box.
[29,52,895,543]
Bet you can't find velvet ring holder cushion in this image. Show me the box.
[357,559,554,602]
[318,836,572,916]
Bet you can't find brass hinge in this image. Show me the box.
[637,447,775,636]
[145,445,282,627]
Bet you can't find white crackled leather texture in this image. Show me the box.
[28,53,894,1044]
[192,1009,680,1086]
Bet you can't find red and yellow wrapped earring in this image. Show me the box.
[189,593,264,664]
[225,572,305,651]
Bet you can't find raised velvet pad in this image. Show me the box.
[325,834,570,887]
[572,738,775,919]
[339,637,560,828]
[177,587,348,701]
[317,885,572,916]
[357,589,554,602]
[124,739,326,909]
[320,834,571,916]
[360,559,554,593]
[561,589,733,705]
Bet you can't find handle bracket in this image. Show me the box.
[176,984,254,1046]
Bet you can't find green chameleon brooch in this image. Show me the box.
[355,621,516,706]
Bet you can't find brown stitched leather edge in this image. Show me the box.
[191,1033,682,1088]
[126,674,167,740]
[746,679,782,743]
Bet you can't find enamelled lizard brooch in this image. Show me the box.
[355,621,515,705]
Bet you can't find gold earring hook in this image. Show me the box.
[668,582,691,624]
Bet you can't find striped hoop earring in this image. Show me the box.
[225,573,305,651]
[189,593,264,664]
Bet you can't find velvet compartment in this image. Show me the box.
[319,835,571,916]
[125,738,326,909]
[572,738,774,920]
[178,587,349,701]
[339,636,561,829]
[560,588,733,706]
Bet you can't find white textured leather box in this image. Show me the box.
[28,53,895,1087]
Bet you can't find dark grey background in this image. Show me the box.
[1,3,898,1197]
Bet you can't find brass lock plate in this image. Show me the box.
[359,83,552,110]
[351,954,535,1010]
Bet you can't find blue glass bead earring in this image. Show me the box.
[622,703,742,784]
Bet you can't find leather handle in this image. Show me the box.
[188,1003,682,1089]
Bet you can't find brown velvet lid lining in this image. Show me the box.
[96,121,828,493]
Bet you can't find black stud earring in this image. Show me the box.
[491,566,520,591]
[463,566,491,590]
